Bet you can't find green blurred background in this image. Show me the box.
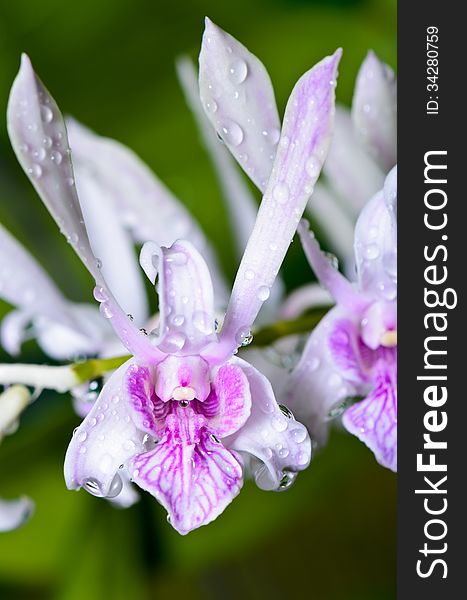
[0,0,396,598]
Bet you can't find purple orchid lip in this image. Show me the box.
[6,22,338,533]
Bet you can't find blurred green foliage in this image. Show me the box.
[0,0,396,598]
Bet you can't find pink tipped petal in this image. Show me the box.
[323,107,385,217]
[215,51,341,360]
[297,220,363,310]
[74,169,149,325]
[203,359,251,437]
[226,359,311,490]
[285,308,361,446]
[354,189,397,302]
[352,51,397,171]
[64,360,146,497]
[343,355,397,471]
[199,18,280,190]
[66,118,229,306]
[7,56,160,363]
[140,240,217,354]
[130,431,243,534]
[0,223,75,331]
[0,497,34,532]
[306,183,355,263]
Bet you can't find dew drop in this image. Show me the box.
[171,314,185,327]
[235,328,253,347]
[78,432,87,443]
[106,473,123,498]
[50,150,63,165]
[291,428,307,443]
[365,244,380,260]
[33,148,47,161]
[193,310,214,335]
[257,286,270,301]
[228,58,248,83]
[93,286,108,302]
[279,405,294,419]
[164,332,186,352]
[42,136,53,149]
[40,104,53,123]
[277,470,298,491]
[205,99,218,113]
[27,164,42,179]
[271,415,287,432]
[244,269,255,280]
[305,155,321,179]
[220,119,244,146]
[272,181,290,204]
[83,477,103,497]
[99,303,113,319]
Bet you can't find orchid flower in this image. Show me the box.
[6,29,340,533]
[284,166,397,471]
[0,385,34,531]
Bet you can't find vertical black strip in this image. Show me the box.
[398,1,465,596]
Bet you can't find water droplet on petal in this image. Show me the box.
[40,104,53,123]
[33,148,47,161]
[271,415,287,432]
[106,473,123,498]
[27,164,42,179]
[257,286,270,301]
[83,477,103,497]
[50,150,62,165]
[164,332,186,352]
[235,328,253,347]
[99,303,113,319]
[278,470,298,491]
[279,405,294,419]
[228,58,248,83]
[220,119,244,146]
[291,428,307,443]
[93,286,108,302]
[272,181,290,204]
[244,269,255,280]
[171,314,185,327]
[305,155,321,179]
[193,311,214,335]
[205,99,218,113]
[365,244,380,260]
[78,432,87,443]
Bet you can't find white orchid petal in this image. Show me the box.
[140,240,217,354]
[324,106,385,217]
[212,50,341,361]
[0,497,34,532]
[66,118,229,306]
[64,359,145,497]
[199,18,281,190]
[0,384,30,440]
[352,51,397,171]
[74,169,148,325]
[305,182,355,264]
[7,54,160,363]
[0,223,74,330]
